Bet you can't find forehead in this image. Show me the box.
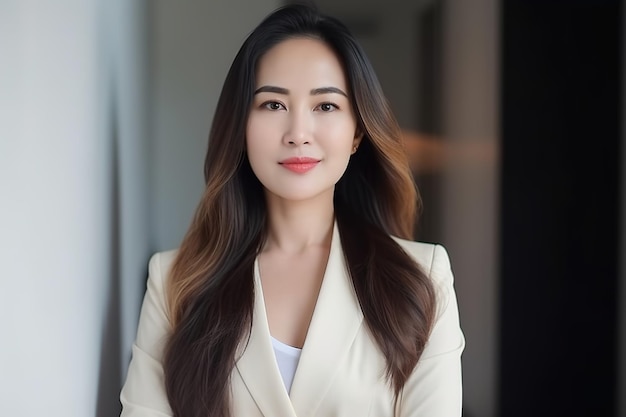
[255,37,348,89]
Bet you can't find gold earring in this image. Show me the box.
[352,145,358,154]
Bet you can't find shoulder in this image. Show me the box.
[390,237,453,285]
[150,248,179,269]
[147,249,179,283]
[142,249,179,314]
[390,236,457,323]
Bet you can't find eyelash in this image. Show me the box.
[316,102,339,112]
[262,101,286,111]
[260,101,340,112]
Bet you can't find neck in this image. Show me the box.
[263,190,335,254]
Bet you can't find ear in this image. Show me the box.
[352,128,364,153]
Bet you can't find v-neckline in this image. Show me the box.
[235,222,365,416]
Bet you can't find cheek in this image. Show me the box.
[246,110,285,139]
[246,115,270,157]
[246,115,282,186]
[317,120,357,153]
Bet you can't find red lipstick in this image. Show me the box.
[279,157,320,174]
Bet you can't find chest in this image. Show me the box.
[258,249,329,348]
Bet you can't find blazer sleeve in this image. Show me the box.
[400,244,465,417]
[120,252,174,417]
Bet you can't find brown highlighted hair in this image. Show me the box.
[163,4,436,417]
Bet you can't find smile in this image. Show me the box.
[279,157,321,173]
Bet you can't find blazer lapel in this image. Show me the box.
[289,223,364,416]
[235,260,297,417]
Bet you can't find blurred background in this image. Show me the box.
[0,0,622,416]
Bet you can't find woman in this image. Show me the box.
[120,4,464,417]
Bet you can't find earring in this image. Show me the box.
[352,145,358,154]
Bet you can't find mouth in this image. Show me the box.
[279,157,321,173]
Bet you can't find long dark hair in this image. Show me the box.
[163,4,436,416]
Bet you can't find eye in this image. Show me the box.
[317,102,339,112]
[262,101,286,111]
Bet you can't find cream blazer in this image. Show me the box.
[120,227,465,417]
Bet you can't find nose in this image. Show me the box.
[283,108,312,146]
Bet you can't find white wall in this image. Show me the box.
[150,0,280,252]
[0,1,112,415]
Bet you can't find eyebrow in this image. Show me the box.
[254,85,348,97]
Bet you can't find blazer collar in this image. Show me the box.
[235,222,364,417]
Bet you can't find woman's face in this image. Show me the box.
[246,37,362,203]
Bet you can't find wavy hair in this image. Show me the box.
[163,4,436,416]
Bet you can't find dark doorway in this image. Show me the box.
[499,1,622,416]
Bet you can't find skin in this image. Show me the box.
[246,37,362,348]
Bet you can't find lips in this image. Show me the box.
[279,156,321,174]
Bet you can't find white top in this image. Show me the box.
[271,336,302,393]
